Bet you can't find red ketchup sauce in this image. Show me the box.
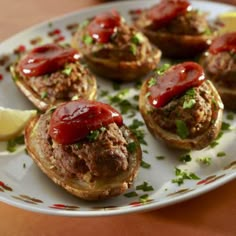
[87,10,121,43]
[147,0,190,29]
[18,44,80,77]
[49,99,123,145]
[148,62,205,108]
[209,32,236,54]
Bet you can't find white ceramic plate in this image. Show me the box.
[0,0,235,217]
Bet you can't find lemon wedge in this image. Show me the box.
[0,107,37,141]
[217,12,236,34]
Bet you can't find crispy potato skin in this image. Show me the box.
[139,79,223,150]
[25,114,141,201]
[10,64,97,112]
[71,29,161,82]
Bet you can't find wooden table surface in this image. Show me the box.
[0,0,236,235]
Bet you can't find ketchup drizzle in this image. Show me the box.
[148,62,205,108]
[49,99,123,144]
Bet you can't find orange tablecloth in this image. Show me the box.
[0,1,236,235]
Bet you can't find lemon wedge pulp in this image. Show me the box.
[217,12,236,34]
[0,107,37,141]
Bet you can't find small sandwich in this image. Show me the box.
[71,9,161,81]
[134,0,217,58]
[200,32,236,110]
[139,62,223,150]
[10,43,97,112]
[25,99,142,201]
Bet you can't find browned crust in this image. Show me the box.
[10,65,97,112]
[71,31,161,82]
[25,115,142,201]
[139,80,223,150]
[140,29,215,59]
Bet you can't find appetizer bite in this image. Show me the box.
[200,32,236,110]
[71,10,161,81]
[139,62,223,150]
[134,0,216,58]
[25,99,141,200]
[10,43,97,112]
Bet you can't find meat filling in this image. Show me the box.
[150,82,214,138]
[202,51,236,88]
[15,61,93,103]
[35,114,129,181]
[156,10,210,35]
[80,21,153,62]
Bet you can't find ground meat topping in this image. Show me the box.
[153,10,210,35]
[80,20,153,62]
[150,82,214,138]
[36,114,129,180]
[202,51,236,88]
[15,61,93,103]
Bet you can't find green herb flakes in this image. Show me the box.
[221,122,231,131]
[217,152,226,157]
[87,130,100,141]
[179,154,192,163]
[136,181,154,192]
[7,135,25,153]
[131,32,145,44]
[148,77,157,87]
[183,99,196,109]
[172,168,200,186]
[139,194,149,203]
[130,43,137,55]
[83,35,93,45]
[176,120,189,139]
[156,155,165,160]
[141,160,151,169]
[155,64,171,76]
[62,66,72,76]
[127,142,137,153]
[124,191,138,198]
[41,91,48,99]
[199,157,212,165]
[226,112,234,120]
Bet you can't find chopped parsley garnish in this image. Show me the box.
[148,77,157,87]
[226,112,234,120]
[128,119,147,145]
[183,88,196,109]
[112,82,121,91]
[127,142,137,153]
[41,91,48,99]
[83,35,93,45]
[199,156,212,165]
[139,194,149,203]
[130,43,137,55]
[7,135,25,152]
[204,27,212,36]
[176,120,189,139]
[172,168,200,186]
[217,152,226,157]
[62,66,72,76]
[87,127,106,142]
[141,160,151,169]
[136,181,154,192]
[183,99,196,109]
[156,155,165,160]
[155,64,171,76]
[99,90,109,98]
[124,191,138,198]
[179,153,192,163]
[80,20,89,29]
[131,32,145,44]
[221,122,231,131]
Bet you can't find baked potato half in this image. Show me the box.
[25,100,141,201]
[139,63,223,150]
[71,10,161,82]
[10,44,97,112]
